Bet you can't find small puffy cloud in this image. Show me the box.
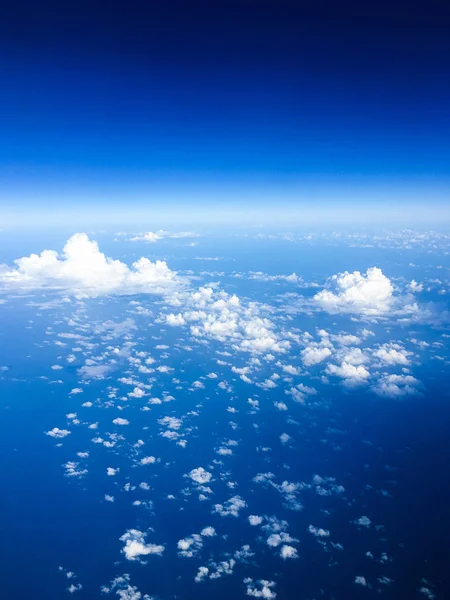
[188,467,212,485]
[113,417,129,426]
[314,267,394,315]
[372,374,421,397]
[354,576,368,587]
[353,516,372,528]
[194,566,210,583]
[373,343,412,365]
[120,529,165,561]
[140,456,157,465]
[166,313,186,326]
[248,515,263,526]
[177,534,203,558]
[213,495,247,517]
[301,346,332,366]
[46,427,71,439]
[326,362,370,385]
[280,433,291,445]
[308,525,330,537]
[280,545,298,559]
[0,233,181,297]
[244,578,277,599]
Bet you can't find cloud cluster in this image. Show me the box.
[0,233,182,297]
[165,286,290,355]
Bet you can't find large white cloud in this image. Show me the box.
[314,267,394,315]
[0,233,182,297]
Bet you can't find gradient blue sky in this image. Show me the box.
[1,1,449,227]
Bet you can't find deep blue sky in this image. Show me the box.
[1,0,449,226]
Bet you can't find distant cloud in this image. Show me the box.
[130,230,200,242]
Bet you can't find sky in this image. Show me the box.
[0,0,449,227]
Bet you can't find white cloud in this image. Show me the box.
[245,578,277,599]
[280,545,298,559]
[131,230,199,242]
[213,495,247,517]
[248,515,263,526]
[46,427,71,439]
[194,566,210,583]
[308,525,330,537]
[0,233,181,297]
[301,346,332,366]
[140,456,157,465]
[166,313,186,326]
[120,529,165,561]
[188,467,212,485]
[314,267,394,315]
[177,534,203,558]
[164,286,290,355]
[113,417,129,426]
[372,374,421,397]
[326,362,370,385]
[373,343,411,365]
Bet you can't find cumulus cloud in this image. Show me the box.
[314,267,394,316]
[373,343,412,365]
[244,578,277,599]
[188,467,212,485]
[280,545,298,559]
[372,374,422,397]
[119,529,165,561]
[213,495,247,517]
[164,286,290,355]
[46,427,71,439]
[326,362,370,385]
[301,346,332,366]
[0,233,182,297]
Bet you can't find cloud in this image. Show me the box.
[280,545,298,559]
[113,417,130,426]
[372,374,422,397]
[46,427,71,438]
[164,286,290,355]
[308,525,330,537]
[326,362,370,385]
[314,267,394,315]
[244,578,277,599]
[131,230,200,242]
[213,495,247,517]
[188,467,212,485]
[301,346,332,366]
[373,343,412,365]
[0,233,182,297]
[119,529,165,561]
[248,515,263,526]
